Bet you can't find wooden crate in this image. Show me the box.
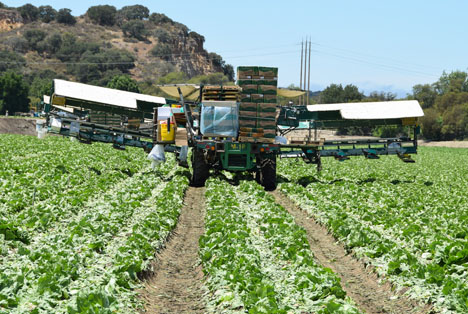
[127,118,140,130]
[239,131,264,138]
[202,85,240,101]
[288,137,325,146]
[240,127,264,133]
[238,136,275,143]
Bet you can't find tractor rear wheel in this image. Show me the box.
[191,148,209,187]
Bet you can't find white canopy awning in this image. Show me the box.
[306,100,424,120]
[53,79,166,110]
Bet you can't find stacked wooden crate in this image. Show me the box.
[89,111,121,127]
[237,66,278,143]
[202,85,241,101]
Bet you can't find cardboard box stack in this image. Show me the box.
[237,66,278,142]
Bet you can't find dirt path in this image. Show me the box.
[418,140,468,148]
[271,190,432,314]
[0,117,37,136]
[140,187,206,314]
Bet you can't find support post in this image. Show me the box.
[307,37,311,106]
[152,107,158,144]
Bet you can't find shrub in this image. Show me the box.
[188,31,205,44]
[154,28,171,43]
[107,75,140,93]
[121,20,147,41]
[157,72,187,85]
[0,50,25,73]
[4,37,29,53]
[23,29,46,51]
[150,44,172,60]
[188,73,229,85]
[56,33,99,62]
[69,48,135,83]
[174,22,189,36]
[46,33,62,54]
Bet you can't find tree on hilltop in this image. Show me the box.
[149,12,173,25]
[38,5,56,23]
[17,3,39,22]
[87,5,117,26]
[56,8,76,25]
[119,5,149,21]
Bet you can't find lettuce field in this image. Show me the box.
[1,133,467,313]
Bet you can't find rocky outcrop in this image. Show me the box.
[0,9,23,32]
[171,33,219,77]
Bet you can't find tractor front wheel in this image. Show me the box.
[191,148,210,187]
[257,154,277,191]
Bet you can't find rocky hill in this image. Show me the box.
[0,3,233,101]
[0,8,23,31]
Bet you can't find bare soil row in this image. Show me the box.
[139,185,432,313]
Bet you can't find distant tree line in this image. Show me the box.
[13,3,76,25]
[318,71,468,140]
[411,71,468,140]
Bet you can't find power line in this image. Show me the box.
[310,48,439,79]
[309,41,442,72]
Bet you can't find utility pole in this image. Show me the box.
[303,38,308,105]
[299,39,303,106]
[307,37,311,106]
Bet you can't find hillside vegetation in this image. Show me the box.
[0,2,234,112]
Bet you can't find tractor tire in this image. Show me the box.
[258,155,277,191]
[255,169,262,184]
[191,148,210,187]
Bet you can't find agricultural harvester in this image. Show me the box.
[41,68,424,190]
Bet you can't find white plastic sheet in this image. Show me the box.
[148,144,166,169]
[200,103,239,137]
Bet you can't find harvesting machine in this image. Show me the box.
[41,67,424,190]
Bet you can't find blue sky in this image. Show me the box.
[4,0,468,96]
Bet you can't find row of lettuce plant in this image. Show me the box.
[0,135,145,246]
[200,177,361,313]
[0,135,189,313]
[277,147,468,313]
